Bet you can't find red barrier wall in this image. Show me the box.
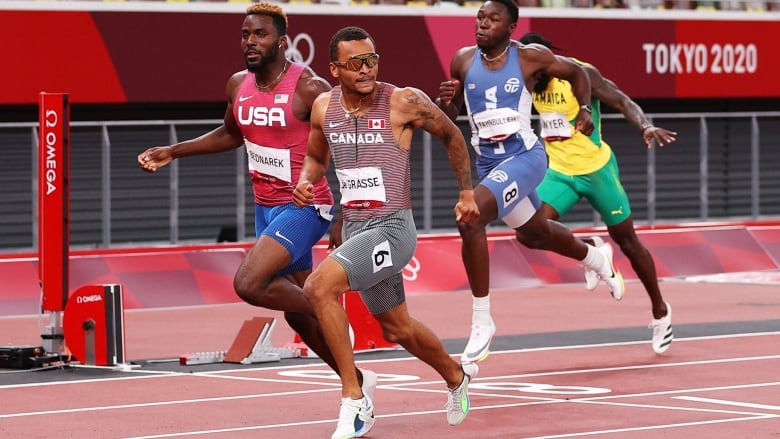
[2,222,779,317]
[1,5,777,105]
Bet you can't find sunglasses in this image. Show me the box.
[332,53,380,71]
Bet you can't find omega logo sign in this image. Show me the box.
[43,109,59,196]
[76,294,103,304]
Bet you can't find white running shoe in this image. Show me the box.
[331,396,375,439]
[597,242,625,300]
[461,318,496,363]
[649,302,673,354]
[359,368,377,403]
[584,236,605,291]
[446,362,479,426]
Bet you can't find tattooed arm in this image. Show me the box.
[391,86,478,223]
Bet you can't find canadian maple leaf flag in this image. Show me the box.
[368,119,385,129]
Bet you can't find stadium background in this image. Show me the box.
[0,2,778,251]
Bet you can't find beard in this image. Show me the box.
[245,44,281,73]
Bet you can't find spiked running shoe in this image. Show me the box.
[359,368,378,403]
[446,362,479,426]
[461,318,496,363]
[597,242,625,300]
[584,236,605,291]
[649,302,673,354]
[331,396,375,439]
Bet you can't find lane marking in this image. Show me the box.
[3,331,779,390]
[0,388,338,419]
[674,396,780,411]
[118,408,779,439]
[519,415,779,439]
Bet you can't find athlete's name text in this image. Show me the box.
[341,177,382,190]
[541,118,567,129]
[248,150,285,168]
[476,114,518,128]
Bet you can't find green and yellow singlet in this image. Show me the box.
[531,59,612,176]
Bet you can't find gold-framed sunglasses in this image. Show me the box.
[332,53,380,71]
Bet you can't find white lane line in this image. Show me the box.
[119,406,780,439]
[674,396,780,411]
[3,331,778,389]
[520,415,779,439]
[0,387,337,419]
[374,354,780,389]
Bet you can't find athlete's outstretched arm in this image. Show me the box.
[138,74,245,172]
[394,86,478,224]
[521,44,594,136]
[585,64,677,148]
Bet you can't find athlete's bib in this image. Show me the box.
[472,108,521,141]
[336,167,386,209]
[245,140,292,183]
[539,112,573,141]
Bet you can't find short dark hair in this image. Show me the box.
[329,26,376,61]
[487,0,519,25]
[519,32,561,51]
[246,3,288,36]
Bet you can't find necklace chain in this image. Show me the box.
[481,43,510,63]
[339,93,365,115]
[255,60,289,90]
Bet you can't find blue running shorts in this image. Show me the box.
[255,203,332,276]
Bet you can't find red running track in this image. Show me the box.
[1,333,779,438]
[1,278,779,438]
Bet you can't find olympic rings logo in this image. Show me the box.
[285,33,315,66]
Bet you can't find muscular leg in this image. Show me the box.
[458,185,498,299]
[234,236,312,312]
[234,236,365,380]
[302,257,362,399]
[458,185,499,361]
[539,201,603,246]
[538,202,560,222]
[376,303,463,388]
[284,312,342,373]
[607,216,668,319]
[515,209,589,260]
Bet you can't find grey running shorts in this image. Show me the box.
[329,209,416,314]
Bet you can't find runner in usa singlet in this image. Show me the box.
[234,62,333,207]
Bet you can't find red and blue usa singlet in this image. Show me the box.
[233,63,333,206]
